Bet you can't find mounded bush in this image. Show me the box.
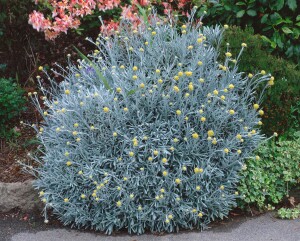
[27,15,272,234]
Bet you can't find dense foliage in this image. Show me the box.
[221,26,300,136]
[277,206,300,219]
[200,0,300,62]
[0,77,26,138]
[26,15,271,234]
[238,132,300,209]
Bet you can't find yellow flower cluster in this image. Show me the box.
[194,167,203,174]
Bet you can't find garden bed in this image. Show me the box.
[0,102,38,183]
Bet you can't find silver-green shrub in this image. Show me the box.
[27,14,272,234]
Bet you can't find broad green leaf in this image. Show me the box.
[270,12,282,24]
[74,46,111,91]
[262,26,273,32]
[224,4,232,11]
[275,0,284,11]
[273,32,284,48]
[260,14,269,24]
[236,10,245,18]
[247,9,257,16]
[282,27,293,34]
[260,36,272,44]
[236,2,246,6]
[287,0,297,11]
[261,35,277,48]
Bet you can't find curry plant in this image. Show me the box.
[25,12,272,234]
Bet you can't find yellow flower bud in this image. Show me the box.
[103,107,109,113]
[175,178,181,184]
[185,71,193,77]
[162,158,168,164]
[207,130,214,137]
[228,84,235,89]
[225,52,232,57]
[173,86,180,92]
[253,104,259,110]
[188,83,194,91]
[229,109,235,115]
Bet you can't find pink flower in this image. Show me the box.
[132,0,150,7]
[28,11,50,32]
[100,20,119,35]
[45,29,60,40]
[121,6,138,22]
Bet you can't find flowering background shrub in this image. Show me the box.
[29,0,149,40]
[28,0,201,39]
[29,0,300,63]
[26,14,272,234]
